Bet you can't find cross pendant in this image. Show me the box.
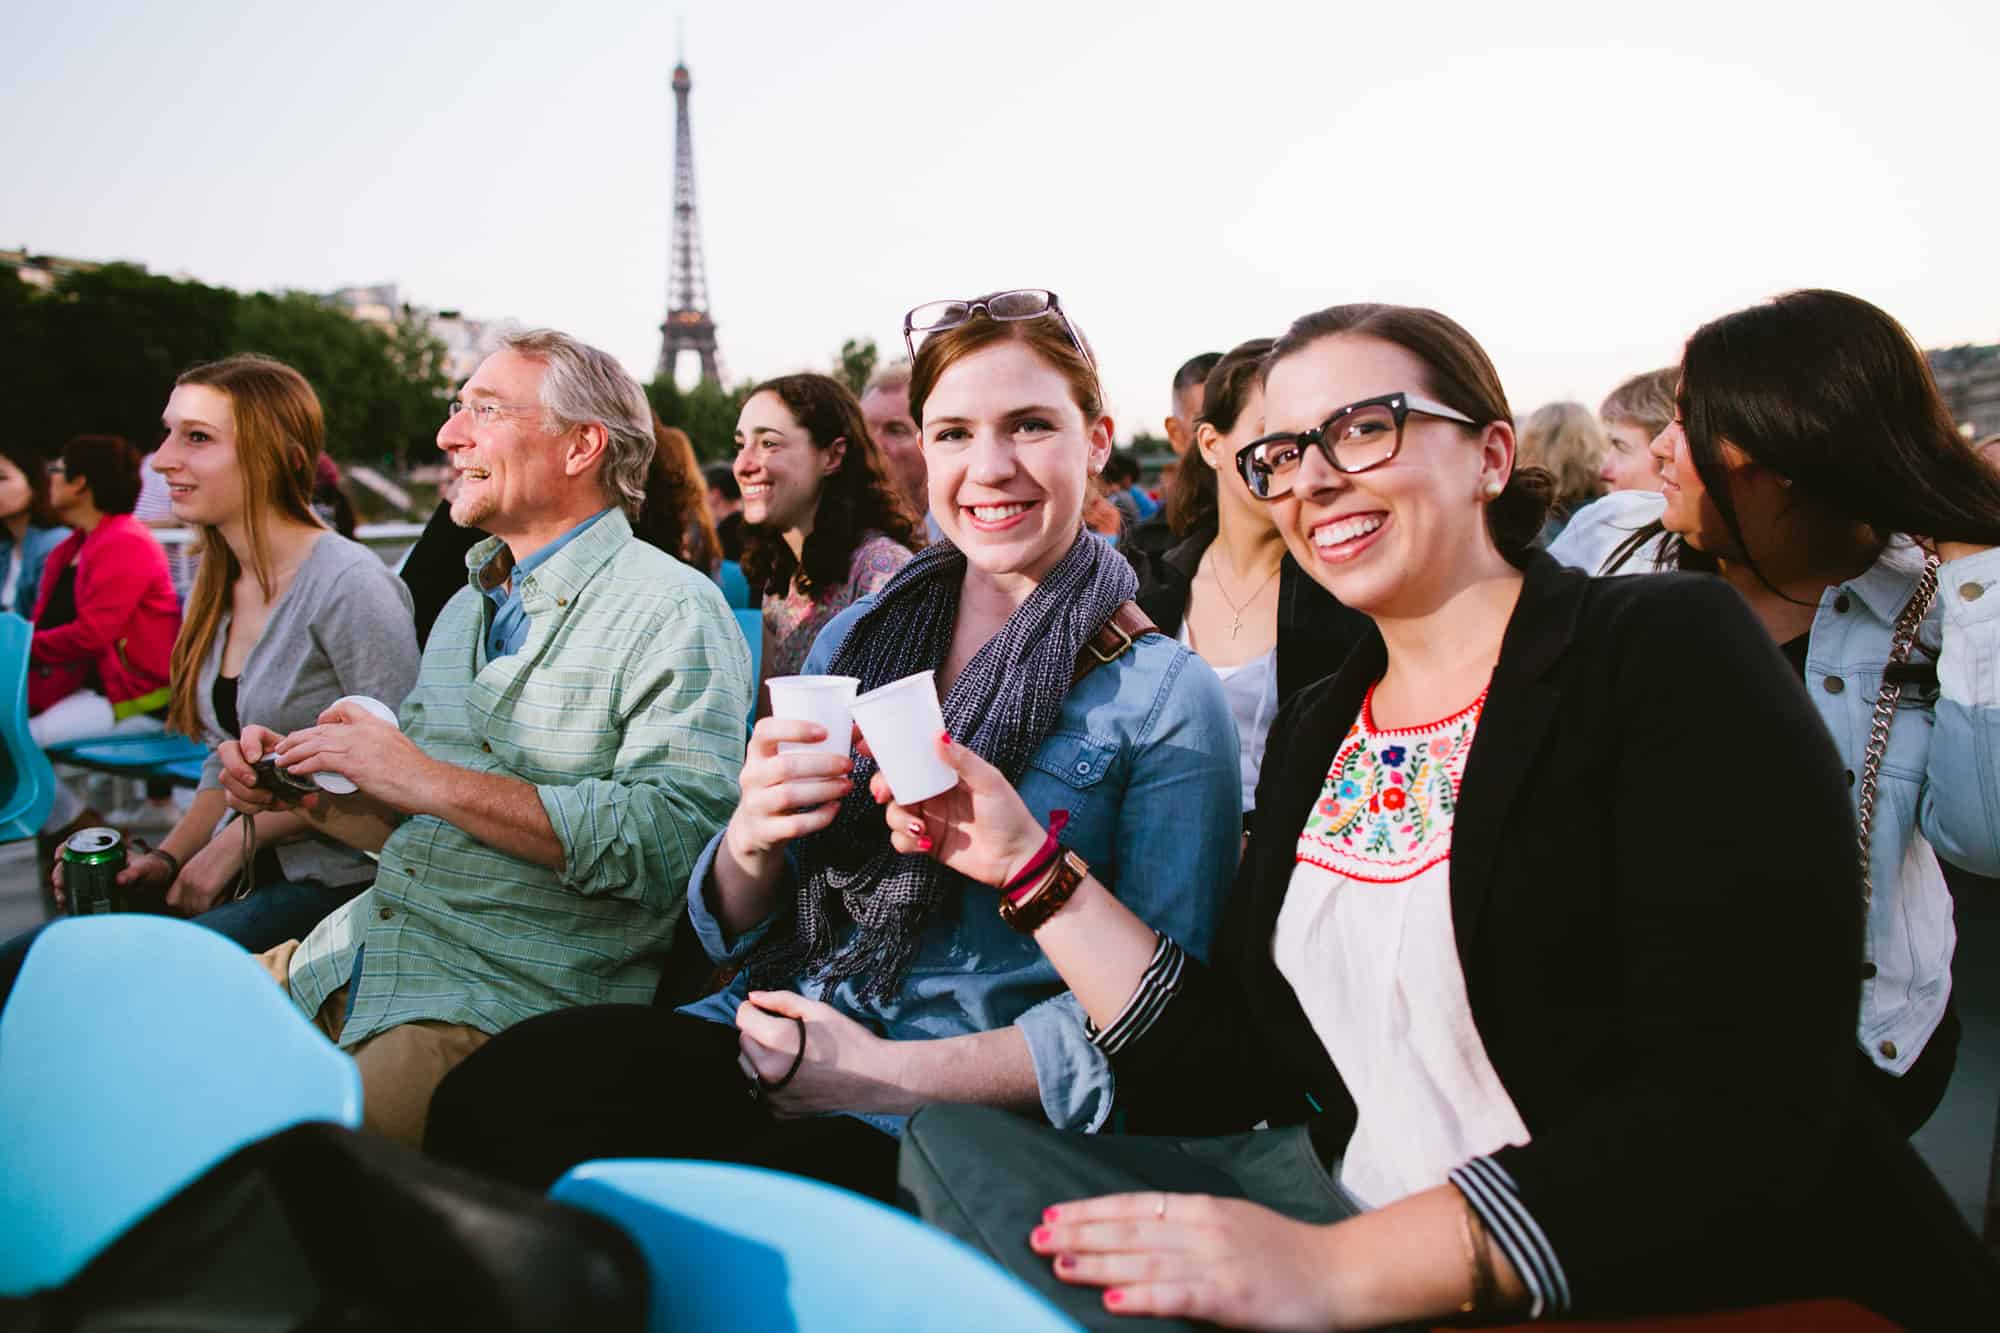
[1230,612,1243,639]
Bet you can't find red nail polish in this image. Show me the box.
[917,836,933,852]
[941,730,953,745]
[1106,1289,1125,1308]
[1056,1254,1076,1271]
[1042,1206,1061,1223]
[1031,1227,1051,1247]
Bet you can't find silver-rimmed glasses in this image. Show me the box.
[445,398,543,427]
[1235,391,1478,499]
[901,289,1094,369]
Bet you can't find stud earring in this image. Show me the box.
[1482,478,1504,499]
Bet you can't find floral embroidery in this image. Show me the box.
[1295,682,1486,883]
[765,533,914,679]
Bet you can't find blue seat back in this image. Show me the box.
[717,559,753,609]
[0,612,55,842]
[551,1160,1079,1332]
[0,916,362,1294]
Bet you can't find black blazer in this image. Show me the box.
[1117,553,1995,1323]
[1132,529,1370,706]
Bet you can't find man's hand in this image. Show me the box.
[274,700,440,816]
[734,990,911,1118]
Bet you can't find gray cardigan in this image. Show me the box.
[195,533,420,889]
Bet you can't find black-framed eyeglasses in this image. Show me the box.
[901,289,1095,371]
[1234,391,1478,500]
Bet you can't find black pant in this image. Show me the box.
[1856,1000,1960,1136]
[424,1006,902,1200]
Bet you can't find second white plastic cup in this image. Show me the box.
[848,669,957,804]
[766,675,859,755]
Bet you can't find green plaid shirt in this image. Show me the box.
[288,509,749,1045]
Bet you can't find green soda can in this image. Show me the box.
[61,827,127,915]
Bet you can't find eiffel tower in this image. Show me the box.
[656,58,721,385]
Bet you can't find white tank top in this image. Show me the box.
[1180,622,1277,812]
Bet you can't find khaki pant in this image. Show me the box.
[261,941,488,1148]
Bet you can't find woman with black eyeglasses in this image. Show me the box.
[425,291,1241,1202]
[890,303,1995,1329]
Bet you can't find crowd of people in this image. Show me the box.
[5,286,1999,1328]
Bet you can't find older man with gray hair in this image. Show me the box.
[222,328,751,1144]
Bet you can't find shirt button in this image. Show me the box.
[1878,1039,1898,1060]
[1074,761,1090,775]
[1859,961,1877,980]
[556,596,568,607]
[1960,582,1985,603]
[1833,594,1852,613]
[1822,676,1845,695]
[378,906,393,921]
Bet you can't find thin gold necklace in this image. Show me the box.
[1203,552,1280,639]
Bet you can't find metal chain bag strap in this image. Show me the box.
[1854,553,1941,935]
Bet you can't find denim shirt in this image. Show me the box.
[0,525,68,617]
[682,595,1243,1134]
[1802,537,2000,1074]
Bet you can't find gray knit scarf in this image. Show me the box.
[745,529,1136,1001]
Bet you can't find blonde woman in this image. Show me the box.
[1514,401,1606,542]
[0,354,419,1011]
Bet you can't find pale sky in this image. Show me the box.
[5,0,1995,439]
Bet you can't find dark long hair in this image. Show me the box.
[1263,304,1552,567]
[638,421,722,574]
[739,373,922,598]
[1610,289,2000,577]
[1168,337,1274,539]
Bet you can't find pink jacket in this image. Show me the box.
[29,514,181,718]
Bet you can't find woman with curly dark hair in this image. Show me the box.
[734,372,922,692]
[638,420,722,577]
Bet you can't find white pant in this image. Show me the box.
[30,691,167,749]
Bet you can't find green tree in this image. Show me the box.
[835,336,878,397]
[0,263,238,457]
[679,378,754,462]
[645,374,684,431]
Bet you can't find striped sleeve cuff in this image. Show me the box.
[1083,934,1187,1054]
[1449,1156,1571,1320]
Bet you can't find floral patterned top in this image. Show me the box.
[762,532,914,685]
[1296,681,1486,883]
[1274,678,1531,1211]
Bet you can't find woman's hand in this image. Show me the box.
[165,830,246,915]
[875,733,1047,890]
[51,845,175,911]
[733,989,910,1118]
[1030,1193,1353,1330]
[218,724,308,815]
[721,719,855,872]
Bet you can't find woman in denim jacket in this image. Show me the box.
[0,442,68,618]
[1611,288,2000,1133]
[426,292,1241,1198]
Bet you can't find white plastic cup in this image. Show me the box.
[766,675,860,755]
[848,669,957,805]
[312,694,400,795]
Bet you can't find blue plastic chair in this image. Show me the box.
[734,608,763,731]
[0,612,56,842]
[717,558,753,610]
[0,915,362,1294]
[551,1160,1079,1333]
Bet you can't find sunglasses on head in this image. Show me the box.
[901,289,1095,371]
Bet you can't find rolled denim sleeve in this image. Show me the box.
[683,829,791,964]
[1016,990,1118,1131]
[1923,546,2000,876]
